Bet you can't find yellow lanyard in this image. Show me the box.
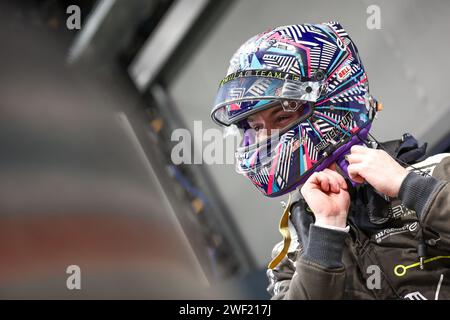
[268,193,293,269]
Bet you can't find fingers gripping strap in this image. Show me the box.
[268,194,293,269]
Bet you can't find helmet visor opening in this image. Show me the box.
[225,101,314,173]
[236,100,313,150]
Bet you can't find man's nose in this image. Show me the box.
[256,127,275,142]
[257,130,268,140]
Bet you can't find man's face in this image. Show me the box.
[245,103,342,176]
[246,104,304,142]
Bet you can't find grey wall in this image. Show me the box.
[169,0,450,267]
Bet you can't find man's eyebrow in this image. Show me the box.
[248,105,284,123]
[268,106,284,117]
[247,115,256,123]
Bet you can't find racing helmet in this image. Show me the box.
[212,22,378,197]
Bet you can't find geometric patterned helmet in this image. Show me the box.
[212,22,378,197]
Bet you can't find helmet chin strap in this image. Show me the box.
[298,123,373,188]
[336,124,371,187]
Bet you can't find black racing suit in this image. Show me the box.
[267,135,450,299]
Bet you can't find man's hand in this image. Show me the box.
[347,145,409,197]
[300,166,350,228]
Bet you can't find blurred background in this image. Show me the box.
[0,0,449,299]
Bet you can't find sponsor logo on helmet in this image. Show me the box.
[337,65,352,81]
[314,112,353,152]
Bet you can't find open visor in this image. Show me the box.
[212,70,324,126]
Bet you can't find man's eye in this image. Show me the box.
[253,125,262,132]
[277,115,292,123]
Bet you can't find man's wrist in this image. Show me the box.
[315,215,347,229]
[393,169,409,198]
[315,221,350,233]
